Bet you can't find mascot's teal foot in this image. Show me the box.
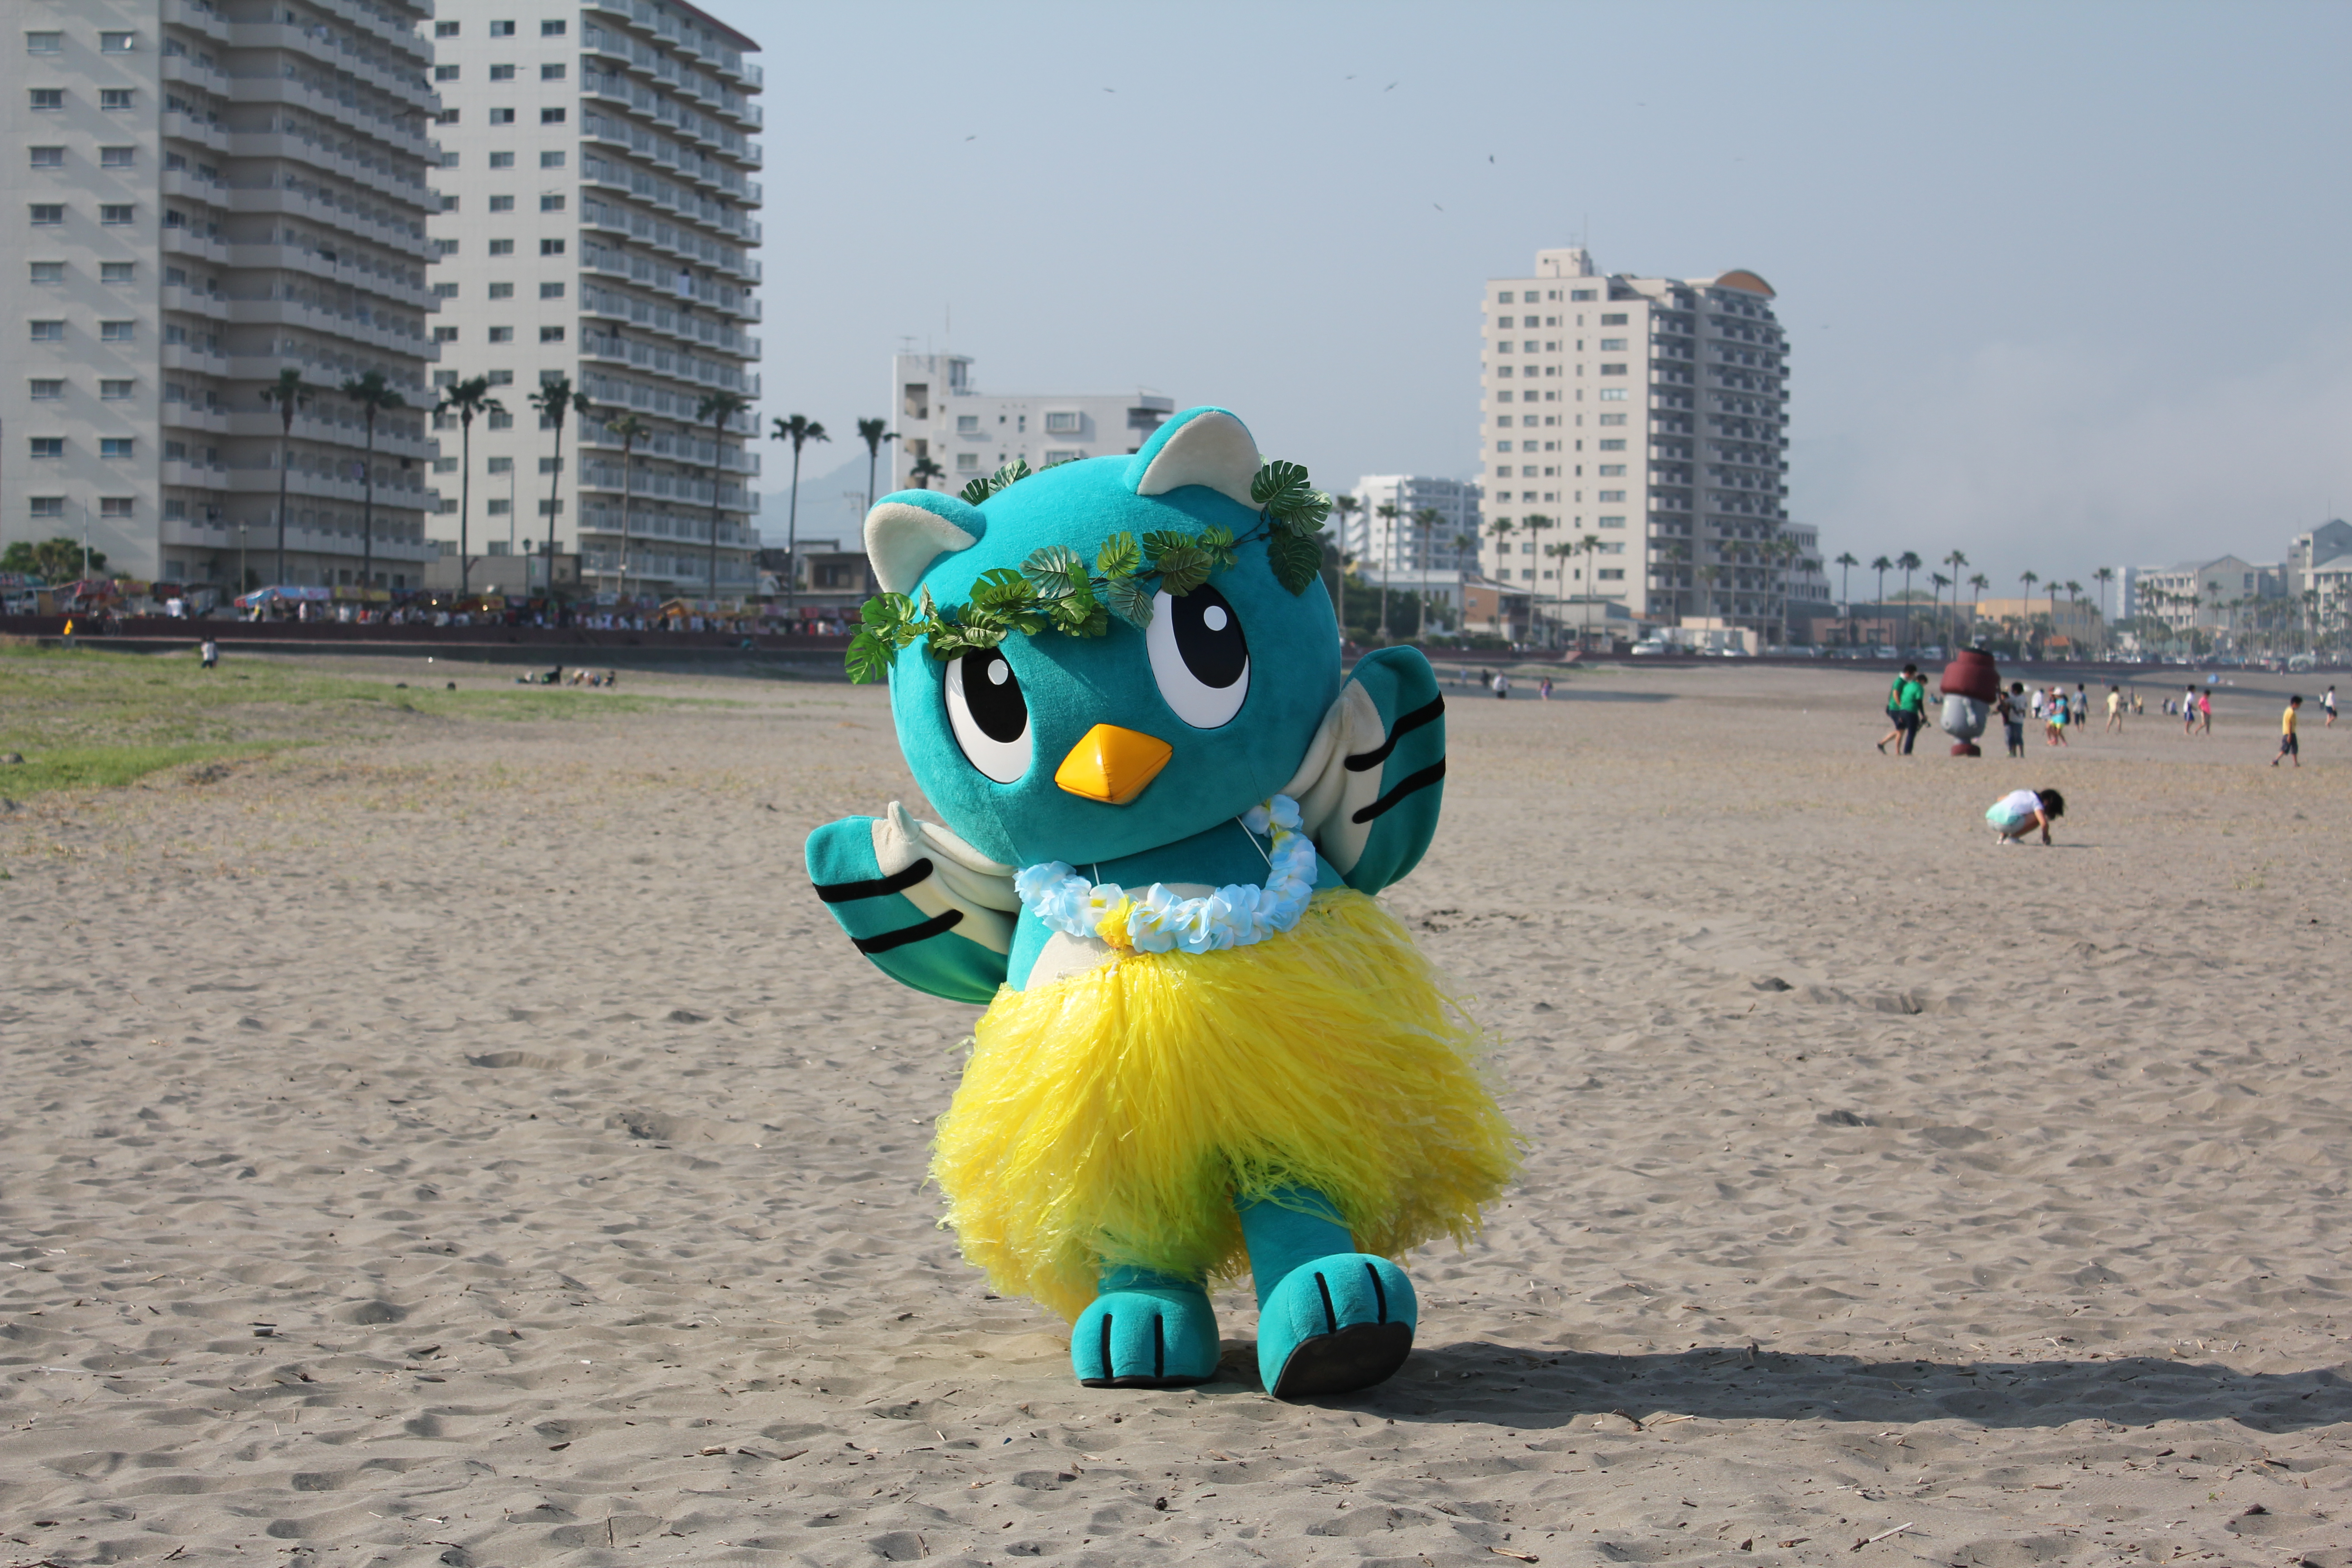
[1237,1187,1418,1399]
[1070,1267,1220,1389]
[1254,1252,1417,1399]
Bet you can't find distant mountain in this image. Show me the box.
[754,452,879,554]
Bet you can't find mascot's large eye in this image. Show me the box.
[943,648,1032,783]
[1146,584,1249,729]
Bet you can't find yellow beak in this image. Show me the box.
[1054,723,1174,806]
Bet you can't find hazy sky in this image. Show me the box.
[710,0,2352,595]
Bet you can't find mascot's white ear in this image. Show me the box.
[1130,407,1260,510]
[865,494,985,593]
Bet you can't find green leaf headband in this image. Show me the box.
[845,459,1331,684]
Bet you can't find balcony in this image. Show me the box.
[162,0,230,44]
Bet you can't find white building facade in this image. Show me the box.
[2130,555,2283,633]
[1479,246,1792,639]
[5,0,444,590]
[889,354,1173,495]
[425,0,763,601]
[1346,475,1482,576]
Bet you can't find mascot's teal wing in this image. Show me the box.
[1282,646,1446,895]
[804,804,1015,1004]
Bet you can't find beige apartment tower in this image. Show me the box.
[4,0,445,591]
[1479,246,1790,638]
[424,0,763,603]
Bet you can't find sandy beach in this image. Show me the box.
[4,651,2349,1567]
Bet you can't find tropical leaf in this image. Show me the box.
[970,567,1037,611]
[958,477,994,505]
[1052,595,1110,639]
[1197,525,1238,571]
[1267,529,1323,595]
[1101,573,1154,629]
[1021,544,1089,604]
[1274,489,1333,532]
[1095,531,1142,579]
[845,627,894,683]
[1250,459,1310,507]
[986,457,1032,495]
[1155,541,1213,596]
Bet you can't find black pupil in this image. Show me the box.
[960,651,1028,742]
[1171,585,1247,689]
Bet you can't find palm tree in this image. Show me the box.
[258,368,309,588]
[1663,538,1693,622]
[1869,554,1892,645]
[769,414,831,617]
[1523,512,1558,645]
[434,375,502,600]
[854,417,896,510]
[2019,569,2039,645]
[526,375,593,613]
[1895,550,1922,650]
[1578,531,1605,649]
[1697,563,1723,621]
[1929,572,1951,647]
[1328,494,1361,631]
[2092,566,2115,650]
[906,453,945,491]
[1834,550,1859,646]
[695,389,750,602]
[1967,573,1989,643]
[1373,501,1400,638]
[602,412,651,603]
[339,370,406,597]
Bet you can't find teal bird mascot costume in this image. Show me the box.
[805,408,1516,1398]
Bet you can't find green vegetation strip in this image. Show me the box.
[0,743,290,802]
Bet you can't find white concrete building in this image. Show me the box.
[1346,475,1482,577]
[2130,555,2283,633]
[889,354,1173,495]
[4,0,444,591]
[2286,519,2352,601]
[1478,246,1792,639]
[425,0,763,602]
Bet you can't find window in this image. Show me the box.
[490,107,516,125]
[30,496,63,519]
[29,204,63,225]
[539,238,565,255]
[436,108,460,125]
[487,410,513,429]
[101,204,134,225]
[541,62,567,80]
[435,20,459,36]
[538,456,561,475]
[490,20,516,36]
[1597,438,1626,451]
[488,194,515,212]
[27,31,61,53]
[486,498,511,517]
[101,379,131,399]
[541,18,567,34]
[489,239,514,256]
[487,281,514,299]
[956,414,979,433]
[433,326,458,343]
[435,64,458,81]
[1044,411,1082,434]
[539,107,566,124]
[1597,464,1625,476]
[30,146,64,168]
[433,456,458,473]
[441,151,461,169]
[100,31,135,52]
[29,261,63,284]
[1598,388,1628,401]
[489,64,515,81]
[29,378,62,399]
[1570,288,1597,301]
[29,320,64,341]
[488,326,514,343]
[1598,338,1626,351]
[485,456,513,475]
[1044,449,1080,465]
[539,194,565,212]
[1597,516,1626,529]
[540,150,566,168]
[101,89,132,110]
[539,325,565,342]
[956,452,980,471]
[101,146,135,169]
[539,281,565,299]
[1597,490,1626,502]
[100,496,133,518]
[30,88,63,110]
[101,437,132,458]
[1598,413,1627,426]
[434,238,459,256]
[433,281,458,299]
[100,319,133,341]
[1600,313,1628,326]
[489,151,515,169]
[30,437,64,458]
[431,370,456,389]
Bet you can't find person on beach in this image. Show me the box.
[199,637,219,671]
[2273,695,2303,769]
[1877,664,1925,754]
[2105,685,2123,733]
[2182,687,2199,735]
[2075,683,2089,727]
[1986,786,2065,845]
[1998,682,2027,758]
[1492,671,1510,700]
[2324,686,2337,727]
[1539,675,1552,701]
[2198,690,2213,735]
[2029,686,2045,722]
[2046,689,2069,746]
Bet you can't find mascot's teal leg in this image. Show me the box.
[1239,1187,1417,1399]
[1070,1266,1220,1389]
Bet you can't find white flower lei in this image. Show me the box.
[1013,795,1319,956]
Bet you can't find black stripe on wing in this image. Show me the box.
[1343,696,1445,773]
[851,907,964,954]
[1351,759,1446,824]
[814,857,935,904]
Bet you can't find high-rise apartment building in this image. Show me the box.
[890,354,1173,495]
[1479,246,1791,639]
[1345,475,1482,575]
[426,0,762,601]
[5,0,444,590]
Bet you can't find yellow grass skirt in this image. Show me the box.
[930,888,1519,1322]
